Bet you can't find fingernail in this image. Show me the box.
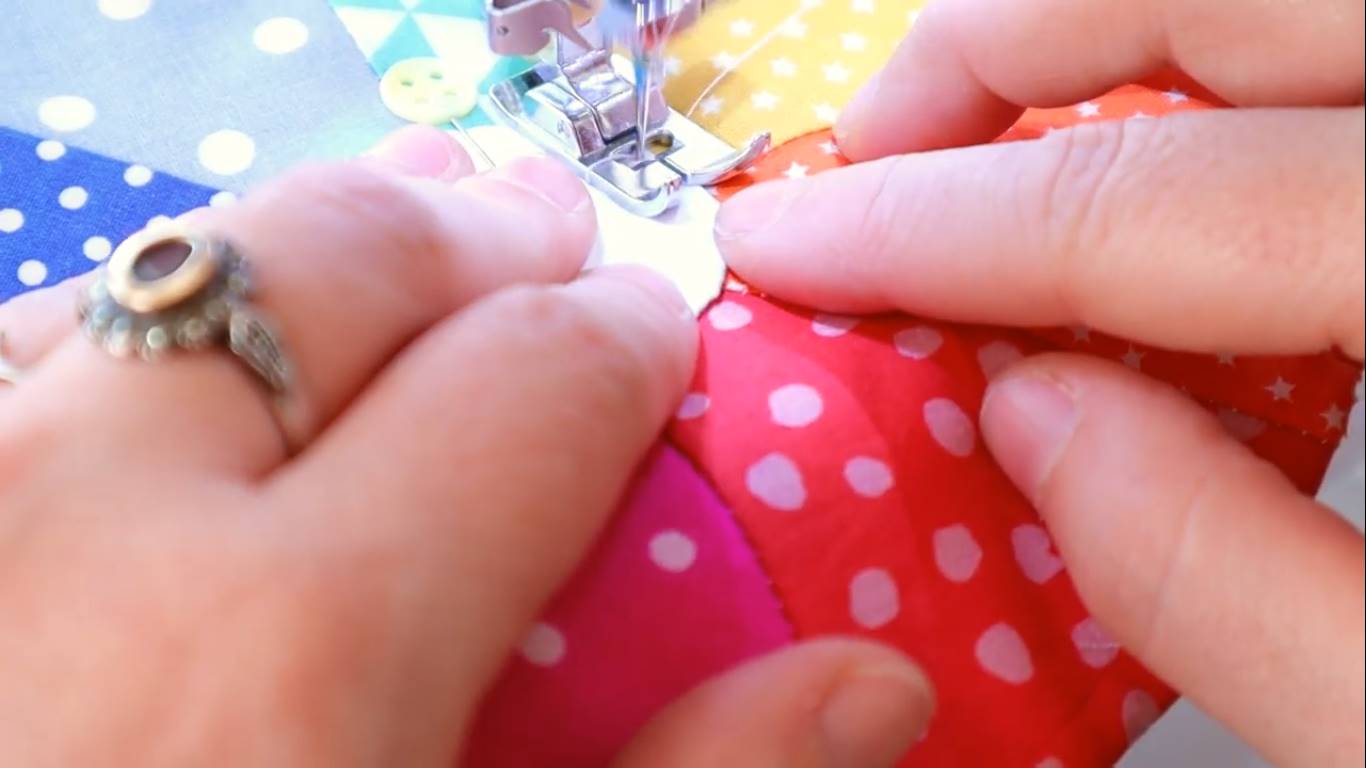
[835,73,879,148]
[981,375,1079,503]
[367,124,466,179]
[821,664,930,768]
[714,179,800,242]
[588,265,692,322]
[486,157,591,214]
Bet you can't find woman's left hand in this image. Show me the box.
[0,124,932,767]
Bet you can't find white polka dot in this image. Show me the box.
[198,130,257,176]
[38,95,97,132]
[1012,524,1065,584]
[977,340,1024,379]
[849,568,900,629]
[123,165,154,187]
[208,190,238,208]
[1072,617,1119,669]
[98,0,152,20]
[0,208,23,234]
[675,393,710,420]
[17,260,47,287]
[36,140,66,161]
[58,186,88,210]
[768,383,823,427]
[932,524,982,583]
[812,313,857,337]
[745,453,806,511]
[83,236,113,261]
[520,623,567,667]
[146,215,173,229]
[648,530,698,573]
[253,17,310,54]
[707,300,752,331]
[923,398,975,457]
[893,326,943,359]
[1122,690,1160,743]
[843,456,893,498]
[975,622,1033,684]
[1037,758,1064,768]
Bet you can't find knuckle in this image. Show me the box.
[249,162,447,283]
[1031,119,1165,314]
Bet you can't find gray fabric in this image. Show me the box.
[0,0,402,191]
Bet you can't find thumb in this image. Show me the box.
[614,639,935,768]
[980,354,1365,766]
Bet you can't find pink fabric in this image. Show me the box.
[462,443,794,767]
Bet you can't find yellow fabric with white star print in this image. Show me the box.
[662,0,923,147]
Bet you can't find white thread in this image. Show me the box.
[684,1,809,118]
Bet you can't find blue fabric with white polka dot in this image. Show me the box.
[0,126,223,303]
[0,0,402,192]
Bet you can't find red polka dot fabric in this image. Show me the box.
[463,75,1361,767]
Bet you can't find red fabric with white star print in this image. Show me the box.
[664,75,1361,765]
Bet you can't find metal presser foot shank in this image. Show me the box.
[485,0,770,217]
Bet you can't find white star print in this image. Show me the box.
[1129,111,1153,120]
[1216,352,1236,366]
[1076,102,1102,118]
[1121,347,1145,370]
[729,19,755,37]
[780,18,808,38]
[663,56,682,76]
[752,91,781,110]
[1165,89,1189,103]
[819,140,841,155]
[699,96,724,115]
[852,0,875,13]
[1266,377,1295,402]
[784,162,810,179]
[711,51,738,70]
[813,103,840,123]
[908,9,920,25]
[771,58,798,77]
[1321,404,1347,431]
[823,62,852,84]
[1070,326,1091,342]
[840,32,868,52]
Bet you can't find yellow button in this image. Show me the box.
[380,58,478,125]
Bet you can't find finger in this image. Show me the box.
[19,127,596,476]
[837,0,1365,159]
[0,273,92,368]
[363,123,478,181]
[267,267,696,734]
[615,639,934,768]
[0,125,476,380]
[980,354,1365,766]
[719,108,1366,360]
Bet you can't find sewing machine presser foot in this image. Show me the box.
[484,1,769,217]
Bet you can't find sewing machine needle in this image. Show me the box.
[632,1,653,164]
[448,116,495,170]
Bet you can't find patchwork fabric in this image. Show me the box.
[464,443,793,767]
[0,126,222,299]
[327,0,534,127]
[663,0,921,147]
[0,0,401,191]
[2,4,1362,768]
